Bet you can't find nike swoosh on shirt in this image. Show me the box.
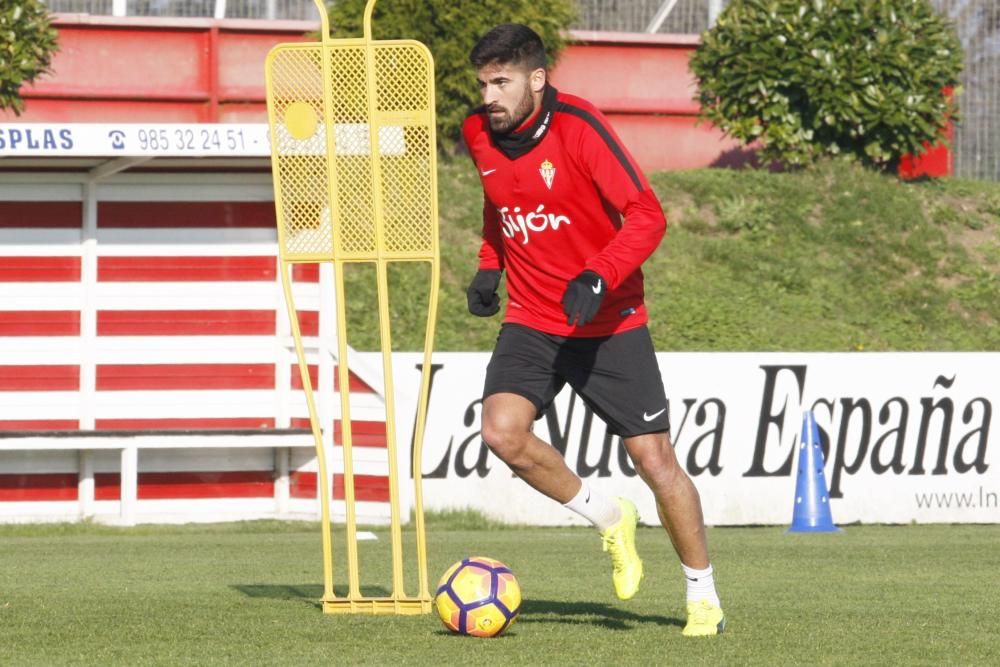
[643,408,666,422]
[481,169,497,176]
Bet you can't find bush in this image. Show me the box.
[0,1,59,115]
[327,0,575,152]
[690,0,963,168]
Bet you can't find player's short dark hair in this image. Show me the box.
[469,23,547,71]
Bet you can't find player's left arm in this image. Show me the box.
[574,112,667,290]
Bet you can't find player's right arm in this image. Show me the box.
[466,199,505,317]
[462,112,506,317]
[476,198,504,272]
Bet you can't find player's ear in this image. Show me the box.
[529,67,547,93]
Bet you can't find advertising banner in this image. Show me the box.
[0,124,269,157]
[386,352,998,526]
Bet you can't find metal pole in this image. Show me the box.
[708,0,724,27]
[645,0,679,34]
[111,0,126,17]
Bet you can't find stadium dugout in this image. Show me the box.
[0,15,416,526]
[0,122,400,526]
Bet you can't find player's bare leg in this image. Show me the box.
[623,432,725,635]
[481,392,642,600]
[480,392,581,503]
[622,432,709,567]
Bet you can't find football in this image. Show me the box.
[434,556,522,638]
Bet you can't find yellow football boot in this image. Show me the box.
[682,599,726,637]
[599,497,643,600]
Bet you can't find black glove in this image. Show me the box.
[466,269,502,317]
[561,270,606,327]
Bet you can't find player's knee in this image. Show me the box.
[480,419,525,465]
[629,443,680,486]
[630,452,658,484]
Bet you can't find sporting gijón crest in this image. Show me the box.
[539,159,555,189]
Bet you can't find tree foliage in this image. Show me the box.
[327,0,575,152]
[0,0,59,115]
[690,0,964,168]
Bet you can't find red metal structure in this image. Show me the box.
[5,16,309,123]
[5,15,949,174]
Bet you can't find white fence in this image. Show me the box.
[46,0,316,19]
[937,0,1000,181]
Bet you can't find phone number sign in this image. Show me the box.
[0,124,271,157]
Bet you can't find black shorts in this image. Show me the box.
[483,323,670,437]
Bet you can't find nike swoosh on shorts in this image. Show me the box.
[643,408,666,422]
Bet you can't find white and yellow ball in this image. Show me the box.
[434,556,521,638]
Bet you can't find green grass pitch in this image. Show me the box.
[1,518,997,665]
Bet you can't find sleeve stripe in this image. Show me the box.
[556,102,644,192]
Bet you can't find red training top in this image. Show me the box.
[462,86,667,337]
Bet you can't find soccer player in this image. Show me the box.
[462,24,725,636]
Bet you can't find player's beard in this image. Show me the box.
[487,85,536,135]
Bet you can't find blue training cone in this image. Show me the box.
[788,411,841,532]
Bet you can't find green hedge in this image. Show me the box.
[327,0,575,152]
[690,0,963,168]
[0,1,58,115]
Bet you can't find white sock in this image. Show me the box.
[682,563,721,607]
[563,483,621,531]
